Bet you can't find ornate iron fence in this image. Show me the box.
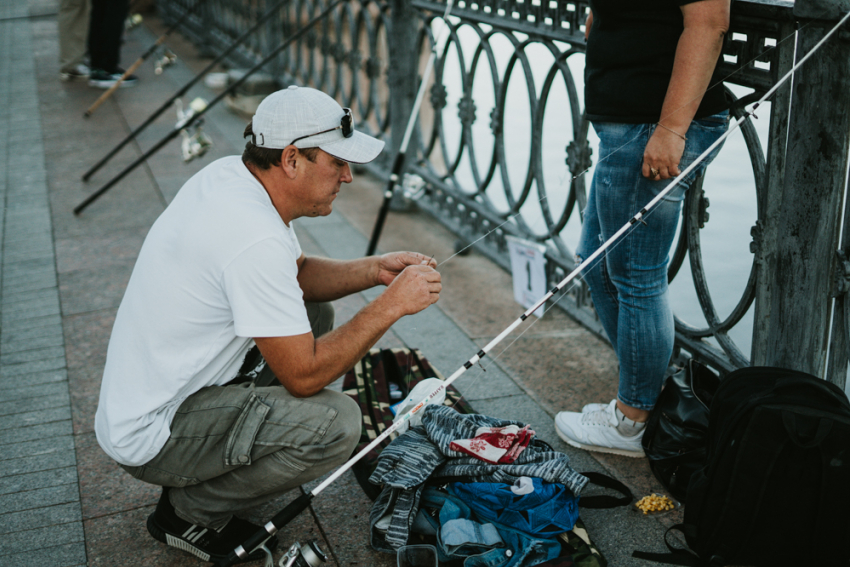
[159,0,817,377]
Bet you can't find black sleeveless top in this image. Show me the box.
[584,0,728,123]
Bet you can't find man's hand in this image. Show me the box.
[380,263,441,316]
[374,252,438,287]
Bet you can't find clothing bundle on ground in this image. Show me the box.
[342,348,474,499]
[368,404,604,567]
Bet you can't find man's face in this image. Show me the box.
[296,149,353,217]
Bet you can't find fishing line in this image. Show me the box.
[442,7,850,407]
[432,8,816,267]
[218,9,850,567]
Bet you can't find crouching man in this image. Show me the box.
[94,86,441,563]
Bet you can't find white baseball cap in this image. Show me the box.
[250,86,385,164]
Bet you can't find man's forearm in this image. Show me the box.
[298,255,380,302]
[259,293,401,397]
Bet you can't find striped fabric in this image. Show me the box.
[369,405,588,552]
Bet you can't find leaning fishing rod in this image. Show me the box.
[74,1,342,215]
[212,13,850,566]
[365,0,455,255]
[83,0,209,118]
[81,0,294,182]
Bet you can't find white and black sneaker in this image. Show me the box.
[88,68,138,89]
[146,488,274,563]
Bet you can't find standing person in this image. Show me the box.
[554,0,731,457]
[87,0,137,88]
[58,0,90,81]
[95,86,442,563]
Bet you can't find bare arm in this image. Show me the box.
[642,0,730,180]
[257,262,441,397]
[296,251,437,302]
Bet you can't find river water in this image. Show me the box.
[430,24,809,369]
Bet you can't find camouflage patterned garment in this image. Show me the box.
[342,348,474,499]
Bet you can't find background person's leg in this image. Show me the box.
[88,0,128,73]
[58,0,90,74]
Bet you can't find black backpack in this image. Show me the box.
[642,359,720,502]
[635,366,850,566]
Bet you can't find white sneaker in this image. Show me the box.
[581,402,609,413]
[555,399,645,458]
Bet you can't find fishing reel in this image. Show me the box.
[155,49,178,75]
[175,97,213,162]
[125,13,143,31]
[278,540,327,567]
[401,173,427,200]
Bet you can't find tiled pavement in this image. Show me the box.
[1,1,682,565]
[0,1,86,566]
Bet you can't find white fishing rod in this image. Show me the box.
[215,10,850,567]
[366,0,455,255]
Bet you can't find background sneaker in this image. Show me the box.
[146,488,274,564]
[88,68,138,89]
[554,399,645,458]
[59,63,90,82]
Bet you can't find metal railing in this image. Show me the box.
[159,0,850,386]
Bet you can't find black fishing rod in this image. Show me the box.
[81,0,293,182]
[365,0,455,255]
[74,0,343,215]
[84,0,209,118]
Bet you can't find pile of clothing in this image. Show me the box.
[369,405,603,567]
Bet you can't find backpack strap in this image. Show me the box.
[578,472,633,508]
[632,524,721,566]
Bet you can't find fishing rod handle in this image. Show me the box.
[83,54,148,118]
[76,0,341,213]
[74,127,181,215]
[82,0,292,180]
[215,493,314,567]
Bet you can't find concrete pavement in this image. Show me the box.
[0,1,680,565]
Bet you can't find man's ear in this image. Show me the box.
[280,146,300,178]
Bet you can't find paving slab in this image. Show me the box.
[2,3,700,566]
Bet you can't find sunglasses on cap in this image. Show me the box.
[290,108,353,146]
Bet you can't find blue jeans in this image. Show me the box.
[576,114,728,410]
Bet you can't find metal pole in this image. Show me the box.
[366,0,453,255]
[752,2,850,381]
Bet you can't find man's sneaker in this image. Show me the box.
[554,399,645,458]
[146,488,275,563]
[88,68,138,89]
[59,63,90,81]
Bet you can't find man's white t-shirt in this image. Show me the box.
[95,156,312,467]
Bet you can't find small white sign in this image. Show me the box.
[506,236,548,318]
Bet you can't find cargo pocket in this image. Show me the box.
[120,463,199,487]
[224,393,270,467]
